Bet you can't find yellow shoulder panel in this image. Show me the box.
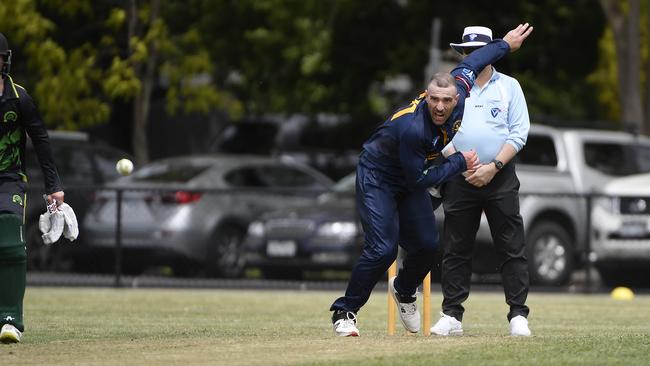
[390,96,423,121]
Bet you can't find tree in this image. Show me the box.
[5,0,242,164]
[595,0,647,133]
[1,0,110,130]
[101,0,243,164]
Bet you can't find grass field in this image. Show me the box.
[1,287,649,365]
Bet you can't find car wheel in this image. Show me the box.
[527,221,574,286]
[206,224,246,278]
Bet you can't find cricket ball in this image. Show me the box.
[116,158,134,176]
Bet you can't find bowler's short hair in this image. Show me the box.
[428,72,456,90]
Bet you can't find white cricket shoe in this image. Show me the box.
[388,276,420,333]
[510,315,531,336]
[332,311,359,337]
[430,312,463,336]
[0,324,22,343]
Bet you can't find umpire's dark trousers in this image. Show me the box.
[440,162,529,321]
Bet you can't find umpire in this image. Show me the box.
[0,32,64,343]
[431,25,532,337]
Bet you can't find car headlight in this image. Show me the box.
[247,221,265,237]
[316,222,358,239]
[593,196,620,214]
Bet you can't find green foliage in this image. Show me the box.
[3,0,242,133]
[589,0,650,124]
[1,1,110,129]
[159,28,243,118]
[588,29,621,122]
[0,0,623,145]
[103,57,141,100]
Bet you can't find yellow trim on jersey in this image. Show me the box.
[439,127,449,145]
[7,75,20,98]
[22,193,27,225]
[390,92,426,121]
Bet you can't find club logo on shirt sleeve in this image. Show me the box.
[3,111,17,123]
[461,68,475,83]
[12,194,23,206]
[452,120,462,133]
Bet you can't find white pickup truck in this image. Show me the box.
[468,124,650,285]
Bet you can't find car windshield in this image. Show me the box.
[332,173,356,193]
[584,142,650,176]
[131,163,211,182]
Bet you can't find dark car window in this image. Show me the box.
[65,147,95,183]
[633,144,650,173]
[224,167,266,187]
[584,143,633,176]
[132,163,210,183]
[224,165,323,188]
[257,165,320,188]
[516,135,557,166]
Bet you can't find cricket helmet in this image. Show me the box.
[0,33,12,77]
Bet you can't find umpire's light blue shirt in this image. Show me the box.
[450,68,530,164]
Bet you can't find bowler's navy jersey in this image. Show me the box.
[359,40,510,191]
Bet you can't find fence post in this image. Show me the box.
[114,188,123,288]
[584,192,593,293]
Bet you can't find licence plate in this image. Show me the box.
[266,240,297,257]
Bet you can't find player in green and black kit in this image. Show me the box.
[0,32,64,344]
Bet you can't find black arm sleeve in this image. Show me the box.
[19,90,63,194]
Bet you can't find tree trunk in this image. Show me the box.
[645,0,650,135]
[600,0,643,133]
[130,0,160,166]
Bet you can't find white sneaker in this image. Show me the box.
[510,315,531,336]
[430,312,463,336]
[388,276,420,333]
[332,311,359,337]
[0,324,22,343]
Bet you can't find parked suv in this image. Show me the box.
[24,131,131,271]
[482,125,650,285]
[591,173,650,286]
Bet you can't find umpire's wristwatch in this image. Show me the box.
[491,159,504,170]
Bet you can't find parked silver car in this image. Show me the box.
[81,154,334,277]
[591,173,650,286]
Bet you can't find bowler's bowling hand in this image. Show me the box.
[503,23,533,52]
[461,149,479,172]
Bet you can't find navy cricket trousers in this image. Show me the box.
[330,164,439,313]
